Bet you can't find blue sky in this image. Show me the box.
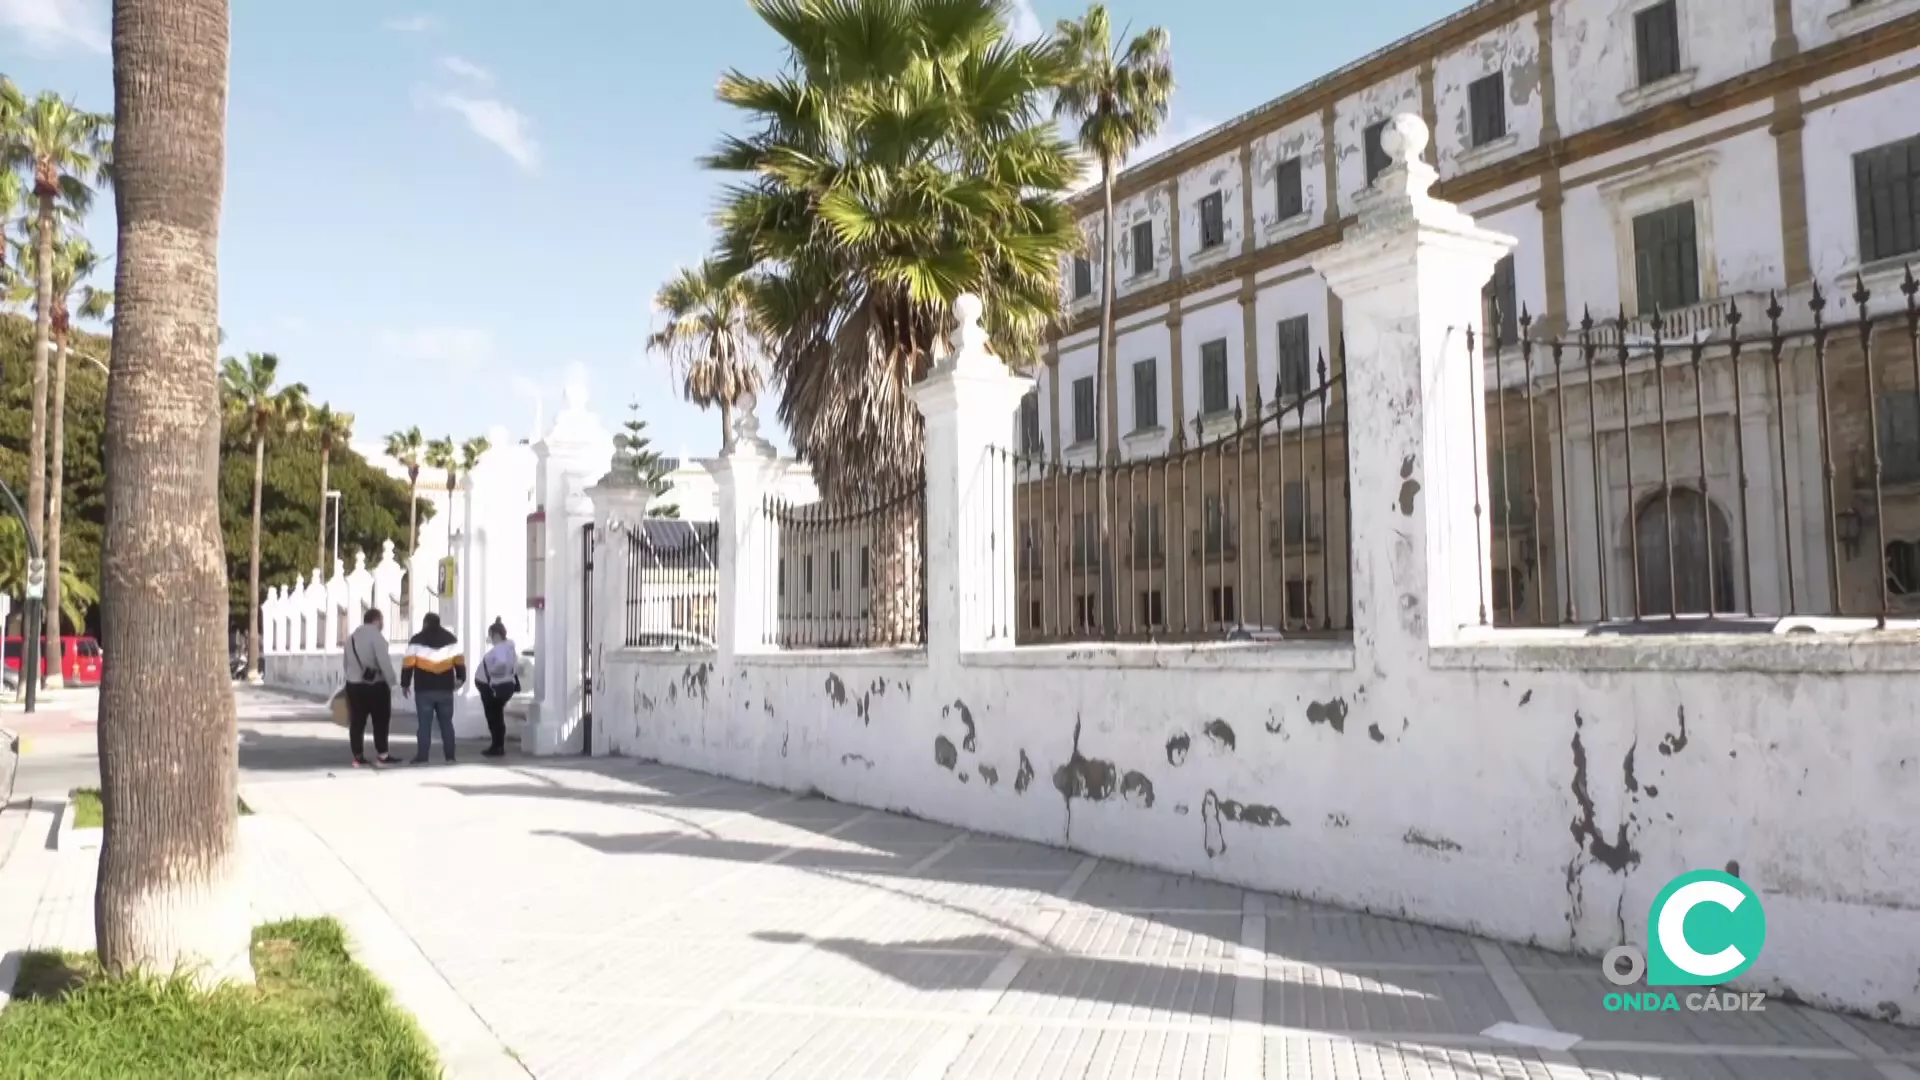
[0,0,1463,462]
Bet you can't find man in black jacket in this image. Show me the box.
[401,613,466,763]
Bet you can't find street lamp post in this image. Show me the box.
[325,490,343,569]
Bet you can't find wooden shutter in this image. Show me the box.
[1132,221,1154,275]
[1277,316,1311,397]
[1469,74,1505,147]
[1276,158,1303,219]
[1635,1,1680,86]
[1133,359,1158,430]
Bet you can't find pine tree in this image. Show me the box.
[615,403,679,519]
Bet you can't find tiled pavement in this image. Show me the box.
[2,690,1918,1079]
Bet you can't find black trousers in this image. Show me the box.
[346,681,392,760]
[478,684,513,751]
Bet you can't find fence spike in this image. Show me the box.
[1852,271,1871,313]
[1519,303,1533,331]
[1766,290,1783,327]
[1579,306,1594,335]
[1233,397,1243,424]
[1724,296,1742,329]
[1903,263,1919,301]
[1315,349,1328,385]
[1809,279,1827,318]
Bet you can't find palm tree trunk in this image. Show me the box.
[96,0,252,986]
[1096,163,1118,638]
[44,333,69,687]
[316,448,330,571]
[405,479,418,620]
[248,433,264,676]
[720,398,734,452]
[27,192,55,665]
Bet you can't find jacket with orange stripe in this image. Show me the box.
[400,624,466,694]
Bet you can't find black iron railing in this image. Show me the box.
[623,520,719,649]
[764,477,927,649]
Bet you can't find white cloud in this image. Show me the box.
[0,0,107,53]
[377,326,494,370]
[383,13,438,32]
[438,55,492,83]
[1007,0,1044,43]
[419,90,540,172]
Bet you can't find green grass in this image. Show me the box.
[0,917,441,1079]
[69,789,251,830]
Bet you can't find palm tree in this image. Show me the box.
[1053,5,1173,637]
[424,436,456,548]
[11,92,110,632]
[220,353,308,680]
[646,259,763,451]
[708,0,1080,640]
[0,515,95,633]
[308,404,354,569]
[0,75,24,285]
[384,426,425,615]
[97,0,251,983]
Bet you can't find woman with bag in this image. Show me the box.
[475,617,520,758]
[341,608,401,766]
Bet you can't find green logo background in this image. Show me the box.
[1646,869,1766,987]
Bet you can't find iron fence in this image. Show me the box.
[764,477,928,649]
[1475,267,1920,631]
[623,520,720,649]
[992,354,1351,644]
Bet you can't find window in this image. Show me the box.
[1019,391,1042,454]
[1073,255,1093,299]
[1018,521,1041,580]
[1203,494,1236,559]
[1138,589,1165,627]
[804,554,814,594]
[1491,566,1527,616]
[1072,376,1096,444]
[1074,594,1095,630]
[1488,447,1533,530]
[1199,191,1226,248]
[1854,135,1920,264]
[1632,202,1700,314]
[1469,73,1507,148]
[830,551,843,591]
[1889,540,1920,597]
[1209,585,1238,625]
[1276,315,1312,399]
[1132,221,1154,276]
[1635,0,1681,87]
[860,546,871,588]
[1277,480,1313,544]
[1071,513,1100,571]
[1132,502,1164,565]
[1364,120,1392,184]
[1132,358,1159,431]
[1200,339,1230,415]
[1028,598,1042,631]
[1285,579,1315,623]
[1482,254,1518,346]
[1275,157,1304,220]
[1879,390,1920,483]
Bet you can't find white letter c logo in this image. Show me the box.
[1658,879,1747,978]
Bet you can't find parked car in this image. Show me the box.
[3,635,104,686]
[1224,625,1285,643]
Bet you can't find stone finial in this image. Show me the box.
[379,539,397,565]
[1350,111,1456,236]
[353,550,368,575]
[334,557,347,581]
[1381,113,1429,167]
[727,389,776,459]
[932,293,1002,376]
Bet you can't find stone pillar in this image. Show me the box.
[705,396,785,661]
[586,472,660,749]
[346,551,374,624]
[911,294,1034,658]
[526,373,613,756]
[371,541,405,623]
[264,587,282,655]
[1310,114,1515,666]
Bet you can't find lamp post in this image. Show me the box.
[325,490,343,569]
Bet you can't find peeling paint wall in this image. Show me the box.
[1553,0,1773,136]
[601,643,1920,1023]
[1113,321,1176,456]
[1795,0,1920,52]
[1433,13,1543,179]
[1333,70,1422,220]
[1177,149,1246,272]
[1249,115,1328,245]
[1112,185,1176,299]
[1802,71,1920,281]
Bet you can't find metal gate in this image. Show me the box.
[580,523,595,756]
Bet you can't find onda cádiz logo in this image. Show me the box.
[1600,870,1770,1014]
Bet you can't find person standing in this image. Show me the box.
[474,617,519,758]
[401,613,466,764]
[342,608,400,767]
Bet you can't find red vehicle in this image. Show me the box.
[4,635,104,687]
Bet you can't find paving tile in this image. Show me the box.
[1524,970,1846,1047]
[1573,1050,1884,1079]
[1073,865,1246,911]
[938,839,1089,873]
[1266,1037,1560,1080]
[1263,967,1515,1034]
[757,944,1004,1010]
[1262,913,1484,966]
[1038,908,1243,963]
[950,1022,1231,1080]
[991,956,1236,1023]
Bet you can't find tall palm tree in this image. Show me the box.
[710,0,1080,500]
[219,353,308,680]
[384,426,425,617]
[97,0,251,984]
[710,0,1080,641]
[1053,5,1173,636]
[11,92,110,627]
[647,259,763,451]
[308,404,354,569]
[424,436,456,548]
[1053,5,1173,455]
[0,75,24,285]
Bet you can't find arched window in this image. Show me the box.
[1635,487,1736,615]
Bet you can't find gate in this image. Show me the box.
[580,523,595,756]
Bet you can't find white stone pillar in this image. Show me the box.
[586,474,659,750]
[264,587,282,655]
[1310,114,1515,662]
[346,551,374,623]
[705,397,785,662]
[371,541,405,623]
[526,374,614,756]
[323,558,348,651]
[911,294,1033,658]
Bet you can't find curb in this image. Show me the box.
[52,797,99,853]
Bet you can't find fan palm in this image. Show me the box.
[1052,4,1173,637]
[424,436,457,548]
[220,353,308,677]
[384,426,426,613]
[707,0,1081,501]
[0,75,22,283]
[646,259,763,451]
[9,92,110,618]
[308,404,354,569]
